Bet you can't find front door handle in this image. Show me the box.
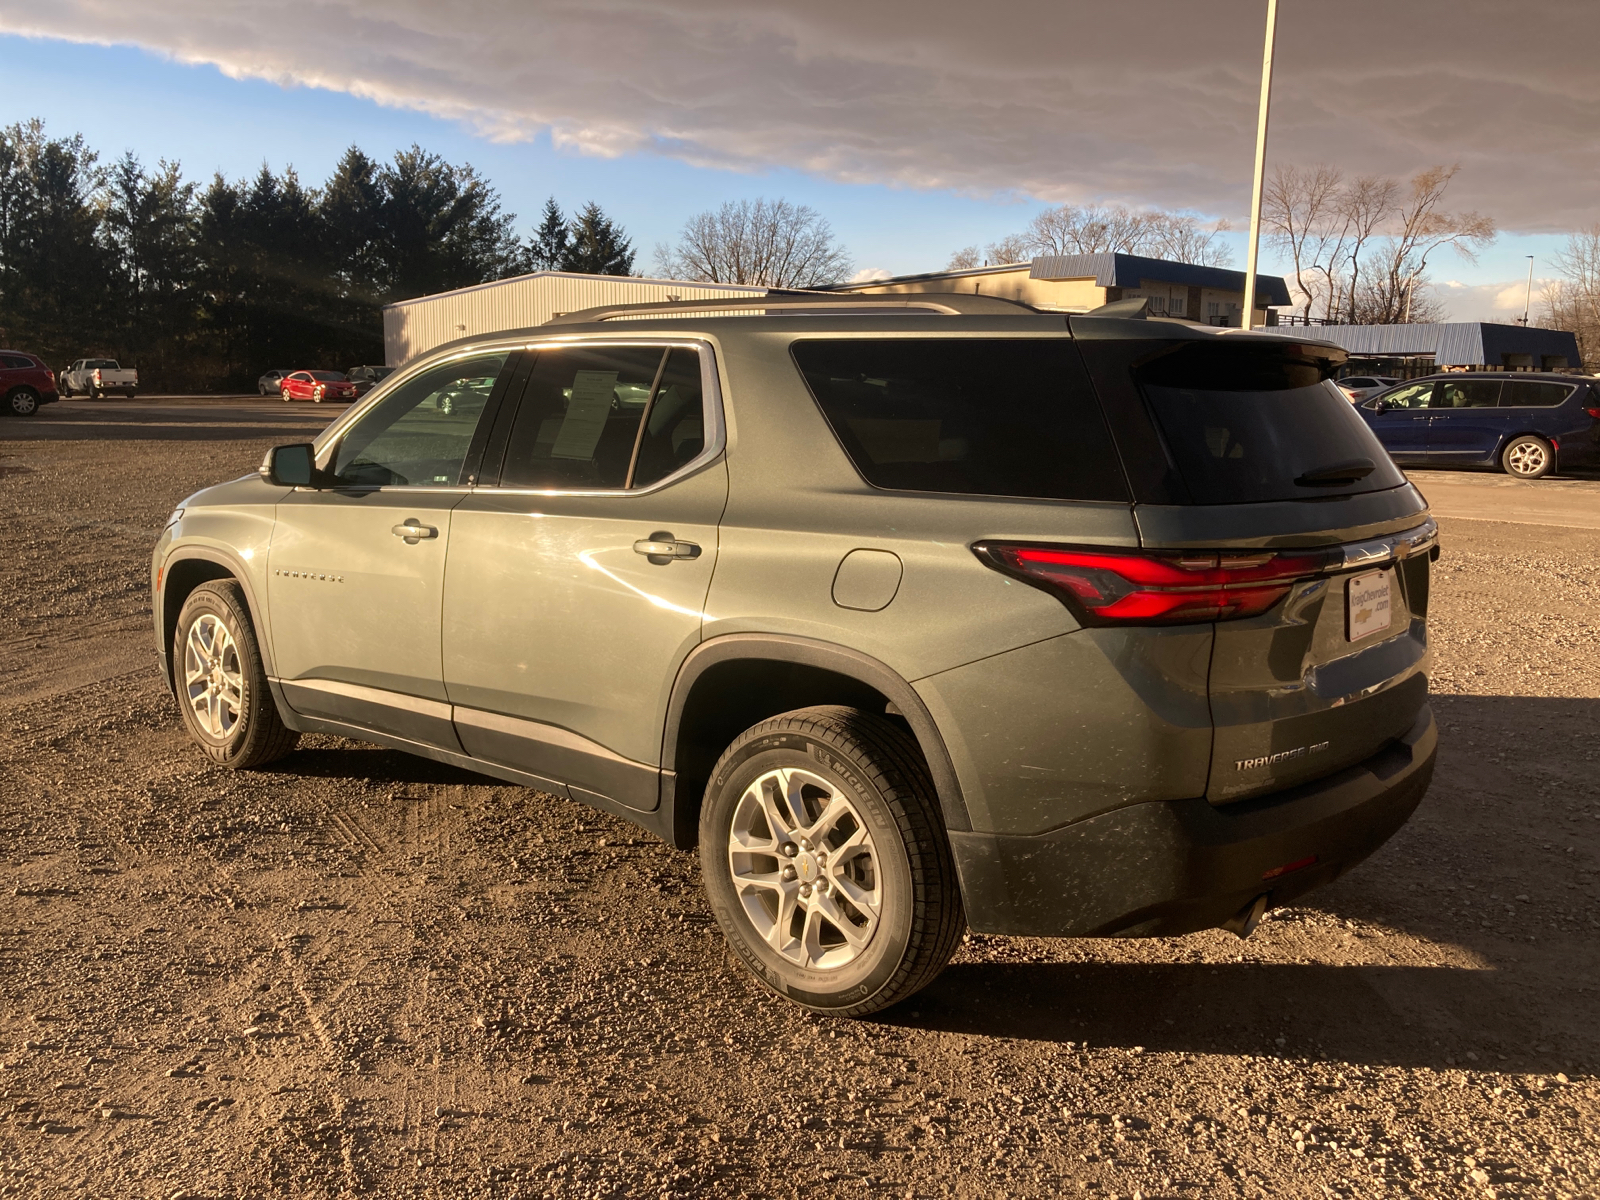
[634,531,701,564]
[392,519,439,544]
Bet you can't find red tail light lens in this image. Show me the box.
[1587,406,1600,419]
[974,543,1333,625]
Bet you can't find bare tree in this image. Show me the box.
[655,197,852,287]
[1027,204,1154,256]
[1363,166,1495,324]
[1263,164,1344,319]
[1544,225,1600,368]
[946,245,982,270]
[1144,213,1233,267]
[1328,175,1397,322]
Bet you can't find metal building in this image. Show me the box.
[1257,321,1582,373]
[382,271,770,365]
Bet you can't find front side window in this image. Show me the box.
[1433,380,1501,408]
[331,352,508,487]
[1370,381,1433,410]
[499,345,706,490]
[1500,381,1572,408]
[792,339,1128,502]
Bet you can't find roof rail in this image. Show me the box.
[543,291,1038,325]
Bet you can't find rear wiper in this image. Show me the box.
[1295,459,1376,487]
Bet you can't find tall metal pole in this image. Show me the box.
[1522,255,1535,326]
[1241,0,1279,330]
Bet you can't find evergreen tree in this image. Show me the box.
[528,197,568,270]
[100,152,198,385]
[559,202,635,276]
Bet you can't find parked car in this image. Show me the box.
[60,358,138,399]
[152,294,1439,1016]
[1358,372,1600,479]
[1336,375,1399,404]
[258,369,293,396]
[345,365,394,396]
[0,349,60,416]
[279,370,359,403]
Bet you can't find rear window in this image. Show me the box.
[1137,343,1406,504]
[1500,380,1572,408]
[87,359,119,370]
[791,339,1129,502]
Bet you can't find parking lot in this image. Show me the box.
[1,396,1597,1199]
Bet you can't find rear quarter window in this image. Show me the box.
[1500,381,1573,408]
[1136,342,1407,504]
[791,339,1129,502]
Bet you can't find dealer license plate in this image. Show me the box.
[1346,569,1393,641]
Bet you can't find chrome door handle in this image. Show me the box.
[391,519,439,544]
[634,532,701,563]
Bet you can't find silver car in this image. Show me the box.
[153,295,1439,1016]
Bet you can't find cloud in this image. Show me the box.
[3,1,1597,230]
[1436,277,1558,323]
[848,267,892,283]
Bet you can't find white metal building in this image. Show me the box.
[382,271,770,365]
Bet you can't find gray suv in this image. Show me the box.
[152,294,1439,1016]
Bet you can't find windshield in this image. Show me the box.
[1137,343,1406,504]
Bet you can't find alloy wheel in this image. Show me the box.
[1507,440,1549,477]
[727,767,881,971]
[183,613,244,739]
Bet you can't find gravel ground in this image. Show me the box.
[1,401,1597,1199]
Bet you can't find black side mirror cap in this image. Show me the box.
[1371,400,1389,413]
[260,443,323,487]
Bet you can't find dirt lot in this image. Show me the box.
[2,399,1597,1199]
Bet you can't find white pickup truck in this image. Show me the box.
[60,358,138,399]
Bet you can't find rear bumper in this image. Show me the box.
[949,704,1436,937]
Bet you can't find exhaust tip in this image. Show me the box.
[1222,894,1270,940]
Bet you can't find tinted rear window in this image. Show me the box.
[1500,380,1572,408]
[1137,343,1406,504]
[792,339,1128,502]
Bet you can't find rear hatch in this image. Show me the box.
[1074,321,1436,803]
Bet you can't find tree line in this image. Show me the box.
[1542,228,1600,370]
[947,204,1236,271]
[0,120,635,390]
[1264,164,1496,325]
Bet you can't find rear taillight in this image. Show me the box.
[1586,407,1600,419]
[974,543,1334,625]
[93,369,102,384]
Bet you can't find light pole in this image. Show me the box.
[1241,0,1279,330]
[1522,255,1535,327]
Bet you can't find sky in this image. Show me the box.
[3,0,1596,323]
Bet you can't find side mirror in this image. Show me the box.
[260,443,320,487]
[1371,400,1389,413]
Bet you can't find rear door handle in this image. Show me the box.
[392,519,439,544]
[634,531,701,563]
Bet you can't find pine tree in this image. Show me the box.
[529,197,568,270]
[559,201,635,276]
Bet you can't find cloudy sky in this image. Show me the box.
[5,0,1596,319]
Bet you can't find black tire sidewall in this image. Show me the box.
[701,728,915,1012]
[173,584,269,765]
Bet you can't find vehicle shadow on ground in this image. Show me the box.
[905,959,1587,1075]
[275,742,505,789]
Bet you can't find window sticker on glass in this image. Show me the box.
[551,370,618,460]
[1346,569,1392,642]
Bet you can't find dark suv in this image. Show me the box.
[152,295,1439,1015]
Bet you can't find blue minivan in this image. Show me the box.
[1358,372,1600,478]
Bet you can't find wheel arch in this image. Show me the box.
[660,634,972,851]
[159,549,274,694]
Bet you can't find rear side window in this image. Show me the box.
[1500,381,1572,408]
[1,355,31,369]
[791,339,1128,502]
[1137,343,1406,504]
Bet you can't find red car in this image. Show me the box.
[279,370,358,403]
[1,350,60,417]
